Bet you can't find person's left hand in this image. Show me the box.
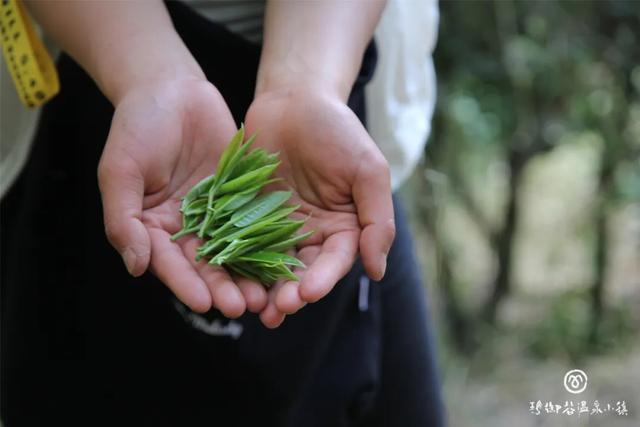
[244,87,396,328]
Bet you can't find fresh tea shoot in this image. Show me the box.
[171,126,312,286]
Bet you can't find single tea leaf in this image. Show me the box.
[238,251,306,268]
[231,191,292,227]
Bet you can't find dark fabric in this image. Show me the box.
[1,1,444,426]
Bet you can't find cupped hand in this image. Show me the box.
[98,77,268,317]
[244,88,396,328]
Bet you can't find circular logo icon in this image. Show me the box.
[564,369,588,394]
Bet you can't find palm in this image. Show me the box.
[98,78,263,317]
[245,89,394,327]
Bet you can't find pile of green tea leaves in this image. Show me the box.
[171,126,312,286]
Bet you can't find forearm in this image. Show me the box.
[256,0,386,101]
[25,0,203,104]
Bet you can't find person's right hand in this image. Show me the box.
[24,0,268,317]
[97,76,268,317]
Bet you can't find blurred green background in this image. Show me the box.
[399,1,640,425]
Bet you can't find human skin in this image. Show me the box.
[25,0,392,327]
[247,0,392,328]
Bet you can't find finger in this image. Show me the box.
[181,238,246,318]
[353,151,396,280]
[260,280,287,329]
[147,228,211,313]
[274,281,306,315]
[298,231,358,303]
[98,149,150,277]
[274,247,314,314]
[234,275,268,313]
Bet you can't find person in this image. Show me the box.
[0,1,444,425]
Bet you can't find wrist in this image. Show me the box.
[94,32,205,105]
[252,83,347,115]
[255,60,353,104]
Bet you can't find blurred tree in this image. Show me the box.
[423,0,640,355]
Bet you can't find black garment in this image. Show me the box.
[1,2,444,426]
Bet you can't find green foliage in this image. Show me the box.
[423,0,640,360]
[517,291,635,362]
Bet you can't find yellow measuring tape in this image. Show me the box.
[0,0,59,108]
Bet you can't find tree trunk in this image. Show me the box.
[484,150,525,323]
[589,158,613,345]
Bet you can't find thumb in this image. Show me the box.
[353,149,396,281]
[98,150,151,277]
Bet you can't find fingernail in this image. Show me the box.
[379,254,387,279]
[121,247,137,275]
